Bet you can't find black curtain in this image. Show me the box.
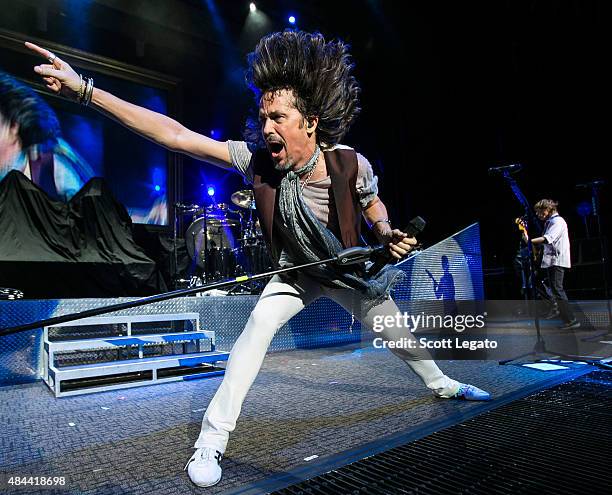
[0,171,166,297]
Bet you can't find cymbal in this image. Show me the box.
[231,189,256,209]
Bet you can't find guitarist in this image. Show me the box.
[514,216,558,316]
[523,199,580,329]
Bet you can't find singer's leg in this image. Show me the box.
[324,289,459,396]
[194,272,324,452]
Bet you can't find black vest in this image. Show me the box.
[252,147,362,264]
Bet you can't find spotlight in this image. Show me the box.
[207,185,216,197]
[288,15,296,24]
[249,3,256,13]
[152,167,164,193]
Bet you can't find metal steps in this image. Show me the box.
[49,331,215,355]
[43,313,228,397]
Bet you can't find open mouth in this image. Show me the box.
[267,141,284,157]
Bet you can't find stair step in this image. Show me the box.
[50,351,230,380]
[55,365,227,397]
[46,312,200,328]
[48,331,214,352]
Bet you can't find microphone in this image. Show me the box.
[488,163,522,175]
[367,216,426,277]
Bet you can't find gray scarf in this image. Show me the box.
[277,145,405,311]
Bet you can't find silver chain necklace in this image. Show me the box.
[297,145,321,192]
[300,162,318,192]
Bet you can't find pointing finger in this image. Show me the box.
[26,42,64,68]
[25,41,51,59]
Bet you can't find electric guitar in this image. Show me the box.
[515,217,542,264]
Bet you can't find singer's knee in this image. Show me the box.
[242,306,285,346]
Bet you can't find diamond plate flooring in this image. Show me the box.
[0,342,590,494]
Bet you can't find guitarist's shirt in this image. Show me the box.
[541,213,571,268]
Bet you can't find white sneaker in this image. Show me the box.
[184,447,223,487]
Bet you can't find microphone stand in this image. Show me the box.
[0,247,378,337]
[497,170,547,364]
[580,181,612,341]
[592,181,611,330]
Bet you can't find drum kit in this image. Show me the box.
[175,189,272,289]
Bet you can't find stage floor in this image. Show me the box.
[0,342,593,494]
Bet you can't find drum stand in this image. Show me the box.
[201,205,209,283]
[234,208,258,294]
[173,203,206,289]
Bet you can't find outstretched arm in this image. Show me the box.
[26,42,231,168]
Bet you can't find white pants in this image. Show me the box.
[194,272,460,453]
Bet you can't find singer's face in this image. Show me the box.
[259,89,317,172]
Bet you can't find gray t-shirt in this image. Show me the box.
[227,140,379,230]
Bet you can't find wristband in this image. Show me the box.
[372,219,391,230]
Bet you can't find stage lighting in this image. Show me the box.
[577,201,593,217]
[152,167,164,194]
[250,3,256,12]
[288,15,296,24]
[207,185,216,197]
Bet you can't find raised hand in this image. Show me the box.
[25,42,81,101]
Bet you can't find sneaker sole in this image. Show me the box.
[190,474,222,488]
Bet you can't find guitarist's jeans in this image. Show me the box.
[547,266,575,323]
[194,272,461,454]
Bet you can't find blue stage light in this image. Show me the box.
[288,15,296,24]
[577,201,593,217]
[207,185,216,197]
[152,167,165,193]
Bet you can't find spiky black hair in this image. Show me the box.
[244,30,361,147]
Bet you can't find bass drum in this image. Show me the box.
[237,241,273,276]
[185,215,241,280]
